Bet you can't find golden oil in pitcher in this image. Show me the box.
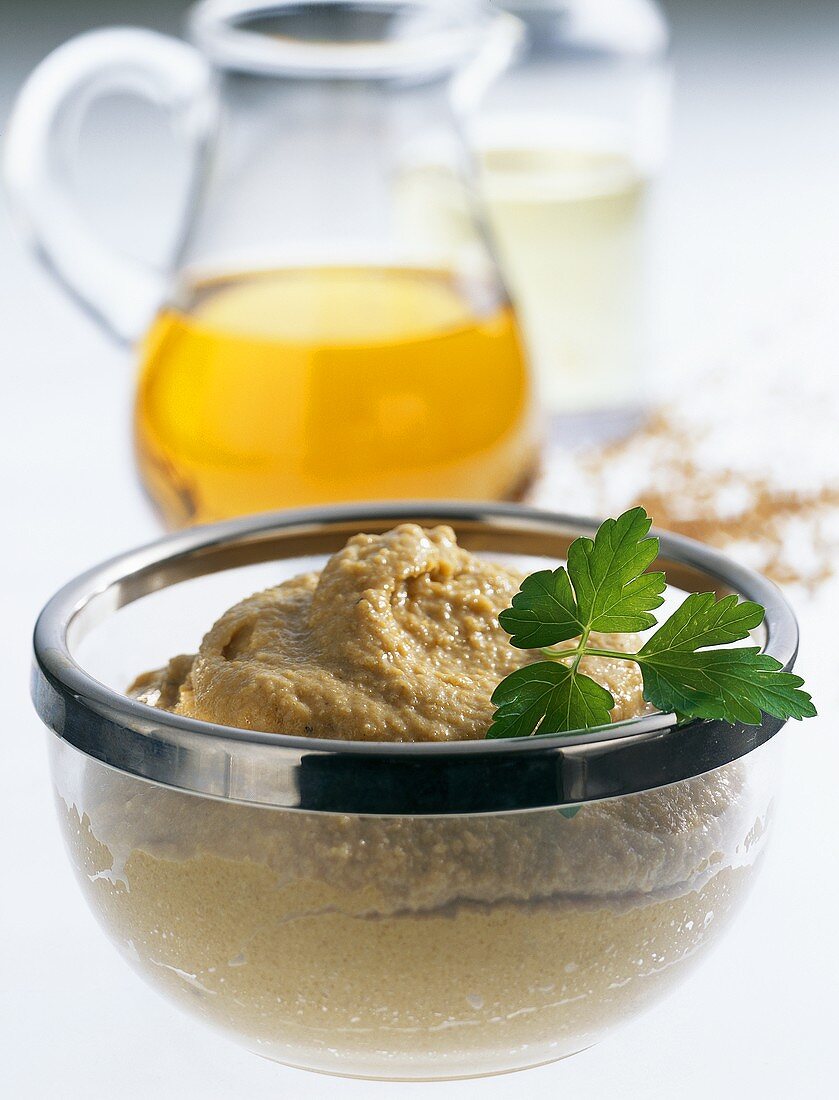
[7,2,537,525]
[135,266,536,527]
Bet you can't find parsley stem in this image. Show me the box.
[566,627,591,684]
[583,647,644,662]
[542,643,638,664]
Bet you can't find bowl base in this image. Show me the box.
[253,1045,592,1082]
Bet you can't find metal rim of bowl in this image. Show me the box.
[32,501,800,815]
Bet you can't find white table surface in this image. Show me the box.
[2,2,837,1096]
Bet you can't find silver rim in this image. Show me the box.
[32,502,800,814]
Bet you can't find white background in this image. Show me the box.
[1,1,838,1097]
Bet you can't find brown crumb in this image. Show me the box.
[574,408,839,591]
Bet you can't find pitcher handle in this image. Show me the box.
[3,28,216,343]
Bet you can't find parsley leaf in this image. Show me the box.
[639,647,815,724]
[565,506,666,633]
[488,508,816,737]
[497,567,582,649]
[498,506,665,649]
[635,590,814,722]
[486,662,614,739]
[638,591,765,653]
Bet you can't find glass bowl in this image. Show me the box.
[32,503,798,1080]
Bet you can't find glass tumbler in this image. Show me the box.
[397,0,672,430]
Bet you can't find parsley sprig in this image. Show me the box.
[487,508,815,739]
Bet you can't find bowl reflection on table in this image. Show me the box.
[33,505,795,1080]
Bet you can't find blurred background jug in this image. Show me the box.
[5,0,537,526]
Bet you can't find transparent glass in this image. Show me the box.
[4,1,538,526]
[397,0,671,425]
[50,736,779,1080]
[37,530,786,1081]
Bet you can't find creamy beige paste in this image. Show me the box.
[130,523,646,739]
[53,526,771,1078]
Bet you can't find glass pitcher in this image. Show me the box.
[5,0,537,527]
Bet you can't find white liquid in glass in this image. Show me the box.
[397,124,651,417]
